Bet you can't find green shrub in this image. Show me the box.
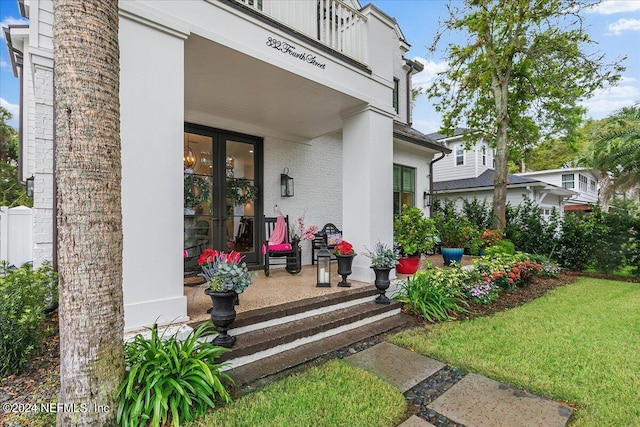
[395,269,468,322]
[484,239,515,256]
[0,261,57,376]
[117,323,233,427]
[504,197,560,256]
[393,205,437,255]
[461,197,494,230]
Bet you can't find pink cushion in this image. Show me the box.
[261,243,292,254]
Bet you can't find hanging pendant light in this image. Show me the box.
[184,134,196,169]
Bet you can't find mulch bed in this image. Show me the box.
[0,271,606,426]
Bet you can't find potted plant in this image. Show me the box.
[198,249,253,347]
[393,205,437,274]
[363,241,399,304]
[433,214,479,266]
[333,240,357,287]
[479,229,503,255]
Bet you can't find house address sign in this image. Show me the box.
[266,36,326,70]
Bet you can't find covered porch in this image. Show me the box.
[186,264,370,324]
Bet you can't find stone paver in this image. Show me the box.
[397,415,437,427]
[344,342,444,392]
[428,373,573,427]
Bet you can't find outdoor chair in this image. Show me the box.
[311,223,342,265]
[263,215,297,277]
[183,242,205,277]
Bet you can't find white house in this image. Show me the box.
[4,0,448,331]
[427,129,577,217]
[516,168,601,211]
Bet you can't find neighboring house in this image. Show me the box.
[427,130,577,218]
[4,0,448,331]
[516,168,601,211]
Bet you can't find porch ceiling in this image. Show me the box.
[185,35,364,140]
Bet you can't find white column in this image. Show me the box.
[119,16,188,331]
[342,106,394,282]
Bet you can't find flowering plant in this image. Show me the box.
[289,215,318,242]
[480,229,502,248]
[198,249,252,293]
[363,241,399,269]
[334,240,355,256]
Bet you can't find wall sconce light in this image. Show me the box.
[26,175,35,198]
[280,167,294,197]
[423,191,431,208]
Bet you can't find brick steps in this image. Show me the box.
[195,286,411,383]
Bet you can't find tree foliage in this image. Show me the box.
[580,105,640,200]
[0,107,31,207]
[427,0,624,229]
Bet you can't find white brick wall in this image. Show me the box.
[31,65,55,267]
[263,133,343,264]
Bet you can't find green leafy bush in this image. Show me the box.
[461,197,494,230]
[395,269,468,322]
[504,197,559,257]
[117,323,233,427]
[393,205,437,255]
[0,261,57,376]
[484,239,516,256]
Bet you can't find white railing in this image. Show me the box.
[0,206,33,266]
[234,0,367,63]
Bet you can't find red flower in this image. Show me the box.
[509,279,514,284]
[484,276,491,282]
[334,240,355,255]
[198,248,220,266]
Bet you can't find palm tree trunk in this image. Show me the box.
[53,1,125,425]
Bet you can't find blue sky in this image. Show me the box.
[1,0,639,133]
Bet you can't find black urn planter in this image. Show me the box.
[372,267,391,305]
[205,289,237,348]
[336,254,356,287]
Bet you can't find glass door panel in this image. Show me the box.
[225,140,256,258]
[184,126,262,271]
[184,133,213,252]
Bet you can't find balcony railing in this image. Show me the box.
[234,0,367,63]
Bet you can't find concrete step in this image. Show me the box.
[226,312,414,386]
[219,300,402,365]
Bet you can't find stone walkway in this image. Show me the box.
[344,342,573,427]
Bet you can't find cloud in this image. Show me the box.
[589,0,640,15]
[580,78,640,119]
[411,57,449,89]
[608,18,640,35]
[413,118,442,135]
[0,97,19,118]
[0,17,29,40]
[0,60,8,69]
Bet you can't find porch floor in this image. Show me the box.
[185,265,370,324]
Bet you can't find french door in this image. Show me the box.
[183,124,263,266]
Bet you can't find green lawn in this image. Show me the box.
[390,278,640,427]
[191,360,406,427]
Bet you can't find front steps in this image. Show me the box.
[191,286,413,386]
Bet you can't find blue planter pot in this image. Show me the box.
[441,248,464,266]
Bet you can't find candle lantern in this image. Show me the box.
[316,244,331,287]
